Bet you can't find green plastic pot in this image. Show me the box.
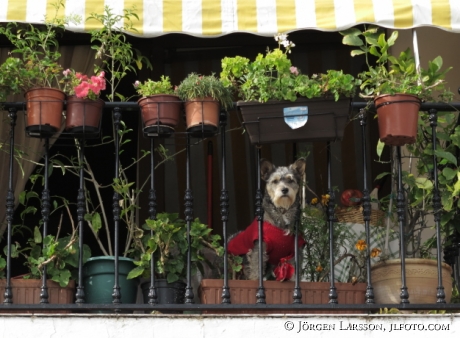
[83,256,139,304]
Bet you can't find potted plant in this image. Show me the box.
[0,187,91,306]
[0,1,78,137]
[220,33,359,144]
[134,76,182,137]
[127,212,223,306]
[176,73,233,136]
[61,69,106,134]
[75,6,152,305]
[367,112,459,304]
[341,27,453,146]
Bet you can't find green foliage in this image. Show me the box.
[402,111,460,254]
[176,73,233,110]
[87,6,151,102]
[341,27,453,101]
[0,0,80,99]
[220,33,358,103]
[300,204,355,282]
[134,76,176,97]
[0,254,5,279]
[5,162,91,286]
[9,229,90,287]
[127,213,223,283]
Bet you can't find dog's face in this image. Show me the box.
[260,158,306,210]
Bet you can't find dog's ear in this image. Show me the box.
[260,158,275,181]
[290,158,306,178]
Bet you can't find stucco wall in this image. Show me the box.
[0,314,458,338]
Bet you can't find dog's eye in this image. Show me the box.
[287,178,294,183]
[272,179,279,184]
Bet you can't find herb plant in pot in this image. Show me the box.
[176,73,233,137]
[62,69,106,134]
[0,2,78,137]
[134,76,182,137]
[220,33,359,144]
[127,212,223,307]
[342,27,453,146]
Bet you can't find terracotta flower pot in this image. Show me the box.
[371,258,452,304]
[0,278,75,313]
[199,279,367,314]
[25,88,65,136]
[138,94,182,136]
[374,94,421,146]
[184,97,220,136]
[65,96,105,133]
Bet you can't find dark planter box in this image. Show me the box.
[237,97,352,145]
[199,279,366,314]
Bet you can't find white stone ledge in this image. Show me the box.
[1,314,460,338]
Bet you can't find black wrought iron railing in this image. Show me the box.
[1,100,460,313]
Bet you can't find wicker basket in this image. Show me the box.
[335,206,386,226]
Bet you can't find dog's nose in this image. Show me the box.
[282,187,289,195]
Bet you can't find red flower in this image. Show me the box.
[274,256,295,281]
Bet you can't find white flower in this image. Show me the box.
[281,40,291,48]
[274,33,288,42]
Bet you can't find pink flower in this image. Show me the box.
[98,71,105,78]
[134,80,140,88]
[75,82,90,98]
[290,66,299,76]
[63,69,71,77]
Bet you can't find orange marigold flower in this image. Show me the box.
[316,264,323,272]
[355,239,367,251]
[311,197,318,205]
[321,194,330,205]
[371,247,382,258]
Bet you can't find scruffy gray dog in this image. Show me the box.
[228,158,306,281]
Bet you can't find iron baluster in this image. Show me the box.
[327,142,338,304]
[75,141,86,303]
[184,133,195,304]
[112,106,122,305]
[220,110,231,304]
[396,146,409,303]
[4,107,17,304]
[148,137,158,305]
[255,146,266,304]
[429,109,446,303]
[359,110,375,304]
[293,207,302,304]
[40,137,51,304]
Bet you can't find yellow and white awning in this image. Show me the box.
[1,0,460,37]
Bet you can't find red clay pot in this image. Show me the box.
[374,94,421,146]
[138,94,182,128]
[65,96,105,133]
[184,97,220,130]
[25,88,65,135]
[199,279,367,314]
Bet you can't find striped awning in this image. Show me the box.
[1,0,460,37]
